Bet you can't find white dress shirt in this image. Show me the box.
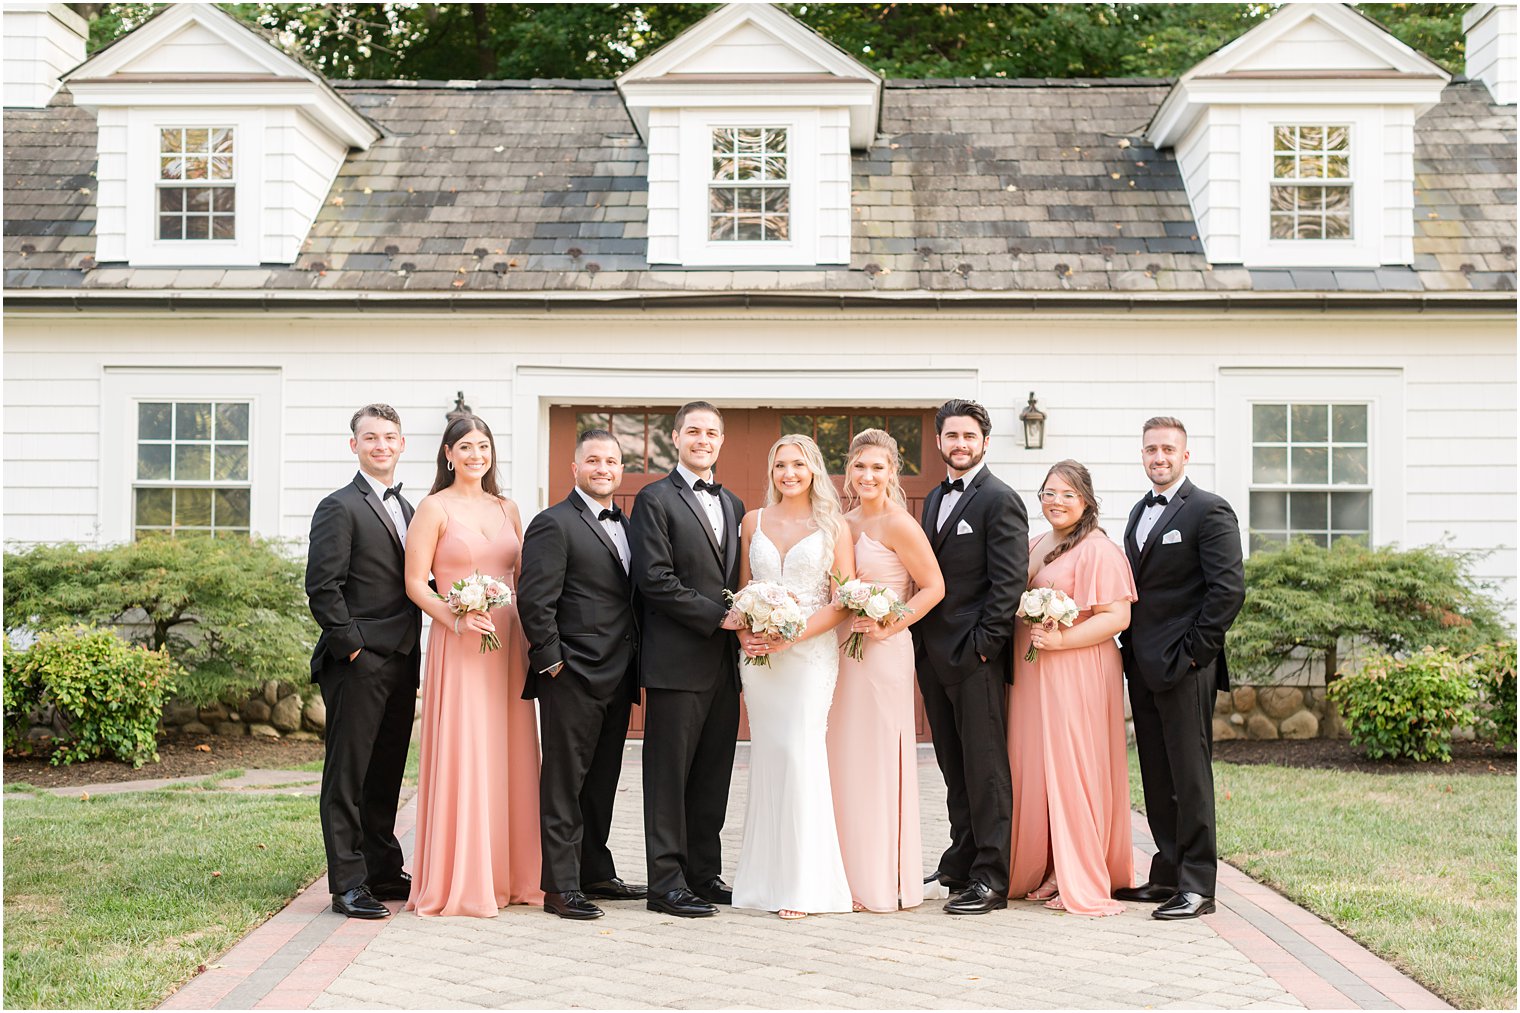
[677,463,725,545]
[1135,477,1184,551]
[937,460,988,532]
[576,486,629,573]
[360,470,407,548]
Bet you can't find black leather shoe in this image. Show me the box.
[944,881,1007,915]
[332,886,390,919]
[926,869,970,893]
[1114,881,1174,903]
[582,877,647,901]
[692,876,733,905]
[647,888,717,918]
[545,890,605,920]
[365,872,412,901]
[1153,892,1216,920]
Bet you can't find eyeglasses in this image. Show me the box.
[1038,490,1081,504]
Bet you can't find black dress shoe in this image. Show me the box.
[692,876,733,905]
[925,869,970,893]
[545,891,605,920]
[1153,892,1216,920]
[1114,881,1174,903]
[582,877,648,901]
[365,872,412,901]
[332,886,390,919]
[647,888,717,918]
[944,881,1007,915]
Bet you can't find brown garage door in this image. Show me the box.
[548,406,943,742]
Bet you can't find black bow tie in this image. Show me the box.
[1144,491,1169,508]
[692,478,722,494]
[383,483,402,501]
[598,506,623,522]
[940,478,965,494]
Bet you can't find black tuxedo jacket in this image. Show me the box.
[305,472,422,682]
[1119,477,1246,693]
[912,467,1029,685]
[628,471,744,693]
[518,492,640,702]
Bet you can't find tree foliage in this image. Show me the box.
[74,3,1470,80]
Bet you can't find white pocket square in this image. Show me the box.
[957,519,974,535]
[1162,529,1182,545]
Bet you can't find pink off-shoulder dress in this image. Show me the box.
[1007,530,1137,916]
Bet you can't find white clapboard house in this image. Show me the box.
[4,2,1515,730]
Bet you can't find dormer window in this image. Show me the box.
[158,127,236,241]
[709,127,789,242]
[1269,125,1351,240]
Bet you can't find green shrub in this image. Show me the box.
[4,627,177,768]
[1328,647,1477,762]
[1468,641,1517,749]
[3,537,317,706]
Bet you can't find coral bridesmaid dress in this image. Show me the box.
[827,532,924,913]
[408,497,543,917]
[1008,530,1137,917]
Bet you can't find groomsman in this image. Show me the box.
[519,429,646,920]
[305,404,421,919]
[913,399,1028,914]
[1117,416,1245,920]
[629,401,745,918]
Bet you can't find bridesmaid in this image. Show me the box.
[403,414,543,916]
[828,429,945,913]
[1007,460,1136,917]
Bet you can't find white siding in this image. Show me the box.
[94,109,129,263]
[1174,108,1243,264]
[645,109,680,264]
[1234,15,1393,73]
[114,20,270,77]
[817,107,852,265]
[262,108,349,265]
[675,23,828,76]
[1465,4,1517,106]
[1380,106,1415,265]
[2,4,87,109]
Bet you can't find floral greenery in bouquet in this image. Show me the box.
[832,574,914,662]
[725,580,806,667]
[436,571,514,653]
[1016,586,1079,663]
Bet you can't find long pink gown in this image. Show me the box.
[827,532,924,913]
[1008,530,1136,917]
[407,498,543,917]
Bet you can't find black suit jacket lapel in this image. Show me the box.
[571,492,626,572]
[721,491,739,576]
[932,470,986,552]
[1136,478,1192,571]
[355,473,404,555]
[922,486,943,541]
[671,473,723,563]
[1124,499,1144,569]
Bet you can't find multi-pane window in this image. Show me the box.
[1269,125,1351,240]
[575,411,677,474]
[1249,402,1369,551]
[780,414,923,475]
[135,401,251,537]
[158,127,235,240]
[709,127,789,242]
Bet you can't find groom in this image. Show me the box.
[305,404,421,919]
[914,399,1027,915]
[629,401,745,918]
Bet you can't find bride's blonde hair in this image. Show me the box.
[764,434,845,551]
[842,428,907,509]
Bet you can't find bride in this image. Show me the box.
[723,434,855,919]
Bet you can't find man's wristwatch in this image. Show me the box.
[545,661,565,677]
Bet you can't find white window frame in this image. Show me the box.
[125,107,264,267]
[1240,106,1385,269]
[101,367,281,542]
[1217,367,1404,554]
[155,125,239,244]
[1246,400,1373,550]
[1268,123,1353,242]
[677,108,820,267]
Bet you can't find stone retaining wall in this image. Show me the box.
[1211,685,1330,740]
[160,680,326,740]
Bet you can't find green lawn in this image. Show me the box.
[3,789,326,1010]
[1128,752,1516,1009]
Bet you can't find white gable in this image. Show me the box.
[672,21,833,76]
[111,20,279,78]
[1231,14,1396,73]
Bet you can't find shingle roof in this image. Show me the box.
[4,79,1514,294]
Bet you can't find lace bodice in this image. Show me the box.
[750,511,834,612]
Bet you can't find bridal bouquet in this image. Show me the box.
[726,581,806,667]
[1017,586,1079,663]
[436,571,514,653]
[833,576,914,662]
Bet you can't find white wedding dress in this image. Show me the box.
[732,512,854,914]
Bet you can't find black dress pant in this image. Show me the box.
[318,650,417,893]
[539,672,634,893]
[1129,662,1218,895]
[642,678,740,895]
[917,661,1012,894]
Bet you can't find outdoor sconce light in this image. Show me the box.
[1019,391,1047,450]
[447,391,472,422]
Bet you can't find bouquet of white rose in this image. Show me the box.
[436,571,514,653]
[725,580,807,667]
[832,575,914,662]
[1017,586,1080,663]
